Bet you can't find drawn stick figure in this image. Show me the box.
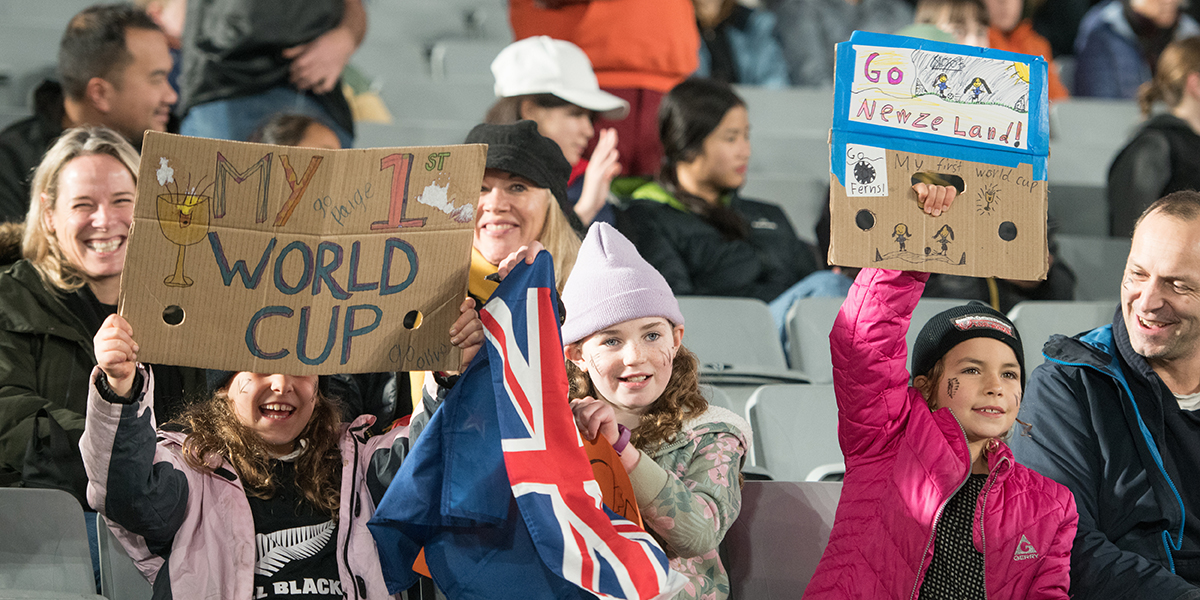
[964,77,992,102]
[932,224,955,255]
[893,223,911,252]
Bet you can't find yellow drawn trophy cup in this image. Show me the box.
[156,192,210,287]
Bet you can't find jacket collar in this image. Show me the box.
[0,260,90,341]
[629,180,735,213]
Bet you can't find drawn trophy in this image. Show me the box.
[156,192,210,287]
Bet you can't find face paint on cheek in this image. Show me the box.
[239,376,250,394]
[946,377,959,399]
[588,355,606,379]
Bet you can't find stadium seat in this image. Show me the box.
[786,295,965,384]
[1054,234,1130,301]
[723,481,841,599]
[0,488,98,594]
[1008,300,1115,369]
[744,384,841,478]
[96,514,151,600]
[676,296,808,385]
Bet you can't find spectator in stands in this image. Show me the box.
[807,184,1079,599]
[135,0,185,103]
[486,37,628,230]
[508,0,699,177]
[248,112,342,150]
[1108,37,1200,238]
[178,0,365,148]
[762,0,913,87]
[898,0,991,47]
[81,306,482,598]
[1030,0,1089,58]
[550,222,749,600]
[1074,0,1199,99]
[0,4,177,223]
[616,78,818,303]
[693,0,791,88]
[1011,191,1200,598]
[986,0,1071,99]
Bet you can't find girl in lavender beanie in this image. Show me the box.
[561,222,751,600]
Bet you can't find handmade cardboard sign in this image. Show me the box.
[829,31,1050,280]
[120,132,484,375]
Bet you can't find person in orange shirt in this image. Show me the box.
[985,0,1071,100]
[508,0,700,177]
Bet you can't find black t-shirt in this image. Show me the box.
[1158,399,1200,583]
[919,473,988,600]
[248,458,342,599]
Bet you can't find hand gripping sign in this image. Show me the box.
[120,132,484,375]
[828,32,1050,280]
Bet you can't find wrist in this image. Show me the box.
[612,424,632,455]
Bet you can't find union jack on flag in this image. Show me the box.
[369,253,685,600]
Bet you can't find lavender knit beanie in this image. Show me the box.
[561,222,684,344]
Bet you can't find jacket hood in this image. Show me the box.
[625,179,736,213]
[648,405,752,459]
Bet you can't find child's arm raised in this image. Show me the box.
[81,314,189,546]
[829,184,956,461]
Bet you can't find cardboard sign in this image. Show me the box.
[120,132,485,375]
[829,32,1050,280]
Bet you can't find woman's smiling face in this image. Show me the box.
[45,153,135,284]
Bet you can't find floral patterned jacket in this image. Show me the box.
[628,405,752,600]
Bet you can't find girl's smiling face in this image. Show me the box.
[923,337,1022,444]
[567,317,684,415]
[226,373,318,456]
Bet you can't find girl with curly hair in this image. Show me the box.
[80,304,483,600]
[550,221,751,600]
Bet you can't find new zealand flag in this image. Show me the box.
[368,253,684,599]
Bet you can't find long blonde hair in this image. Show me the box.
[22,126,139,292]
[537,188,581,293]
[1139,37,1200,116]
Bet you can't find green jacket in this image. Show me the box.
[0,260,205,485]
[628,405,752,600]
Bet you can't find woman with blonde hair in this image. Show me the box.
[1108,36,1200,237]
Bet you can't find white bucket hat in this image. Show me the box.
[491,36,630,120]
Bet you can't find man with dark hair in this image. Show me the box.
[1013,190,1200,599]
[0,3,176,222]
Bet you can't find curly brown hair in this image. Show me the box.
[566,344,708,450]
[171,386,344,517]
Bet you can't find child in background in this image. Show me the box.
[984,0,1070,99]
[899,0,991,47]
[80,303,482,599]
[804,185,1078,599]
[518,222,750,600]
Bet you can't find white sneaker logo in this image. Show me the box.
[1013,534,1039,561]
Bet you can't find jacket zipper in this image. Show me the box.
[908,416,972,600]
[343,427,365,599]
[977,454,1007,600]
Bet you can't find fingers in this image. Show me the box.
[569,397,619,445]
[912,183,957,217]
[497,243,547,280]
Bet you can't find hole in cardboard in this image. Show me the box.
[162,305,184,326]
[910,173,966,194]
[403,310,423,330]
[855,209,876,231]
[998,221,1018,241]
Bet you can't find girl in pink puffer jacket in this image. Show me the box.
[804,185,1077,600]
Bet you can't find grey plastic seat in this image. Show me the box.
[96,514,152,600]
[744,384,842,477]
[786,295,966,384]
[0,488,97,594]
[722,481,841,599]
[1054,235,1130,302]
[676,296,807,385]
[1007,300,1115,370]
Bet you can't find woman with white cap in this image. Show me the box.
[486,36,629,230]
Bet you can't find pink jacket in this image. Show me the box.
[80,366,405,599]
[804,269,1077,600]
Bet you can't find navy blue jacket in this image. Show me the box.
[1011,312,1200,600]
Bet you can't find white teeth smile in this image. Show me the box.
[484,224,515,232]
[87,239,122,253]
[261,404,295,419]
[977,408,1003,414]
[622,375,649,383]
[1139,316,1167,329]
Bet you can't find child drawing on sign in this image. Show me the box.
[935,73,951,98]
[805,184,1078,600]
[80,303,484,599]
[932,223,955,255]
[500,223,751,600]
[894,223,912,252]
[964,76,992,102]
[978,184,999,214]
